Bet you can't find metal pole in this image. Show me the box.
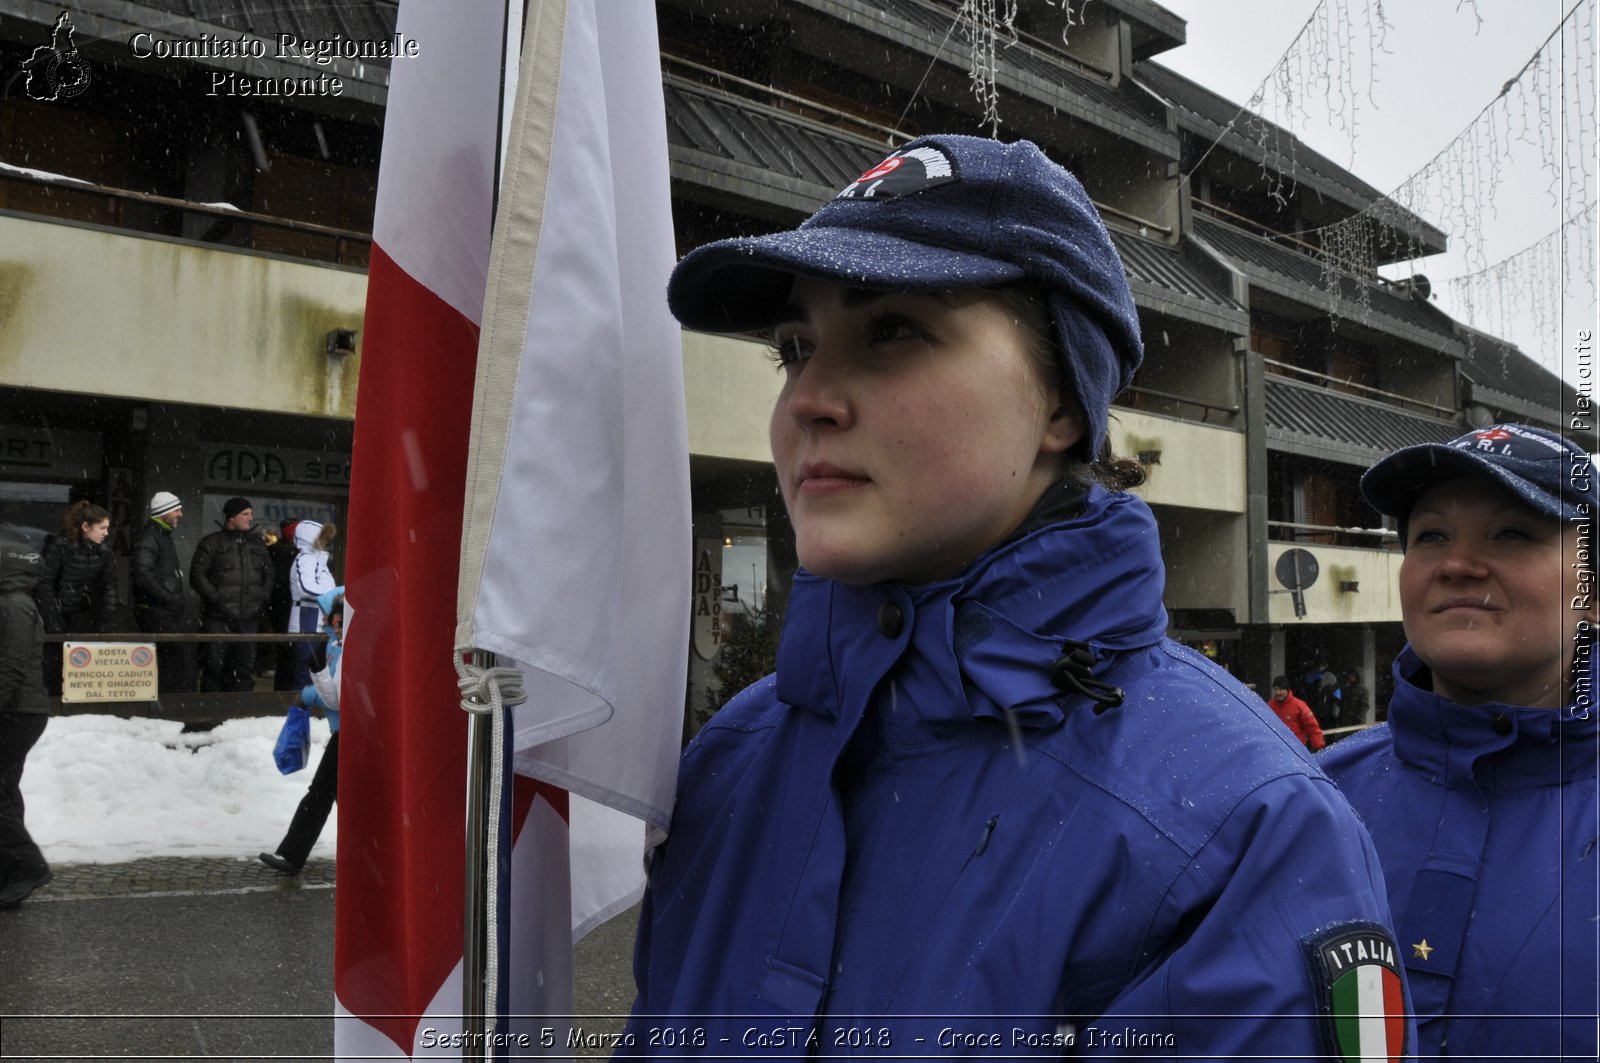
[462,650,495,1061]
[462,0,527,1054]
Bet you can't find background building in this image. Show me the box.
[0,0,1578,723]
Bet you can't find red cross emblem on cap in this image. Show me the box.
[857,156,904,181]
[1475,428,1512,442]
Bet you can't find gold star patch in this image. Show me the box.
[1411,939,1434,961]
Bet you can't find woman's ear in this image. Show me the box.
[1040,399,1084,456]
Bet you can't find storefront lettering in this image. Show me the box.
[0,427,101,474]
[205,445,351,489]
[691,545,723,660]
[3,437,52,462]
[209,448,290,484]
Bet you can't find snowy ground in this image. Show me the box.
[20,714,337,866]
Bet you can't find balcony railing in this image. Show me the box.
[1262,358,1457,420]
[1117,383,1240,423]
[1268,518,1399,549]
[0,166,372,267]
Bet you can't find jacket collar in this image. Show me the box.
[775,486,1169,739]
[1388,645,1600,789]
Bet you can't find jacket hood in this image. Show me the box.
[0,522,47,594]
[777,486,1169,733]
[1389,645,1600,789]
[294,521,324,552]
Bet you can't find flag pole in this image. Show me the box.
[462,651,495,1055]
[461,0,526,1054]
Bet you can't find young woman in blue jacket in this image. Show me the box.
[627,135,1408,1058]
[1320,424,1598,1059]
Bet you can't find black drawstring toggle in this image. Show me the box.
[1049,640,1124,713]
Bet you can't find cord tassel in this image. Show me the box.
[1048,640,1124,713]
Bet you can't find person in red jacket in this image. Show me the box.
[1268,676,1326,750]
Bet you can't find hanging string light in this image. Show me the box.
[1170,0,1392,213]
[1445,201,1597,374]
[956,0,1020,136]
[1242,0,1391,178]
[1310,0,1595,364]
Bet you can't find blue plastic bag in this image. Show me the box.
[273,705,311,775]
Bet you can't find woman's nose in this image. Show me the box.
[1437,539,1490,580]
[780,351,851,430]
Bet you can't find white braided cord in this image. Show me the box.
[455,656,529,715]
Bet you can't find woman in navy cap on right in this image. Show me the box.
[1321,423,1598,1059]
[624,135,1407,1058]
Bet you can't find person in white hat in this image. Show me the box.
[130,491,194,693]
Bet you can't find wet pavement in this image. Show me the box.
[13,854,339,901]
[0,857,639,1061]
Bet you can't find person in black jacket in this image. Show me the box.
[0,521,53,908]
[190,497,272,694]
[131,491,194,695]
[267,519,301,690]
[37,500,119,697]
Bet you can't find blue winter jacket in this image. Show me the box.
[299,586,343,733]
[627,488,1406,1058]
[1320,646,1600,1060]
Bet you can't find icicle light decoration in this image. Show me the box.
[957,0,1020,136]
[1170,0,1392,218]
[1312,0,1596,362]
[1232,0,1392,207]
[1042,0,1091,49]
[1447,201,1597,376]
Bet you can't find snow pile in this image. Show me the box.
[20,714,337,865]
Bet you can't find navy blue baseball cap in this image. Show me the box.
[666,134,1144,457]
[1361,423,1596,532]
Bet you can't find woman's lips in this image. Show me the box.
[1432,595,1498,614]
[797,464,870,494]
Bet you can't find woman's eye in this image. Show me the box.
[1493,526,1532,541]
[767,335,811,367]
[868,314,924,345]
[1410,528,1446,546]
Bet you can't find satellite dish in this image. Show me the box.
[1466,404,1495,429]
[1392,274,1432,301]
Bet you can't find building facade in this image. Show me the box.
[0,0,1577,723]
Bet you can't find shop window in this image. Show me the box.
[1267,453,1383,547]
[719,505,769,621]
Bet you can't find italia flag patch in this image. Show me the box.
[1306,924,1408,1062]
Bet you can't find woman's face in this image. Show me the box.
[1400,476,1592,707]
[82,518,110,545]
[769,276,1081,586]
